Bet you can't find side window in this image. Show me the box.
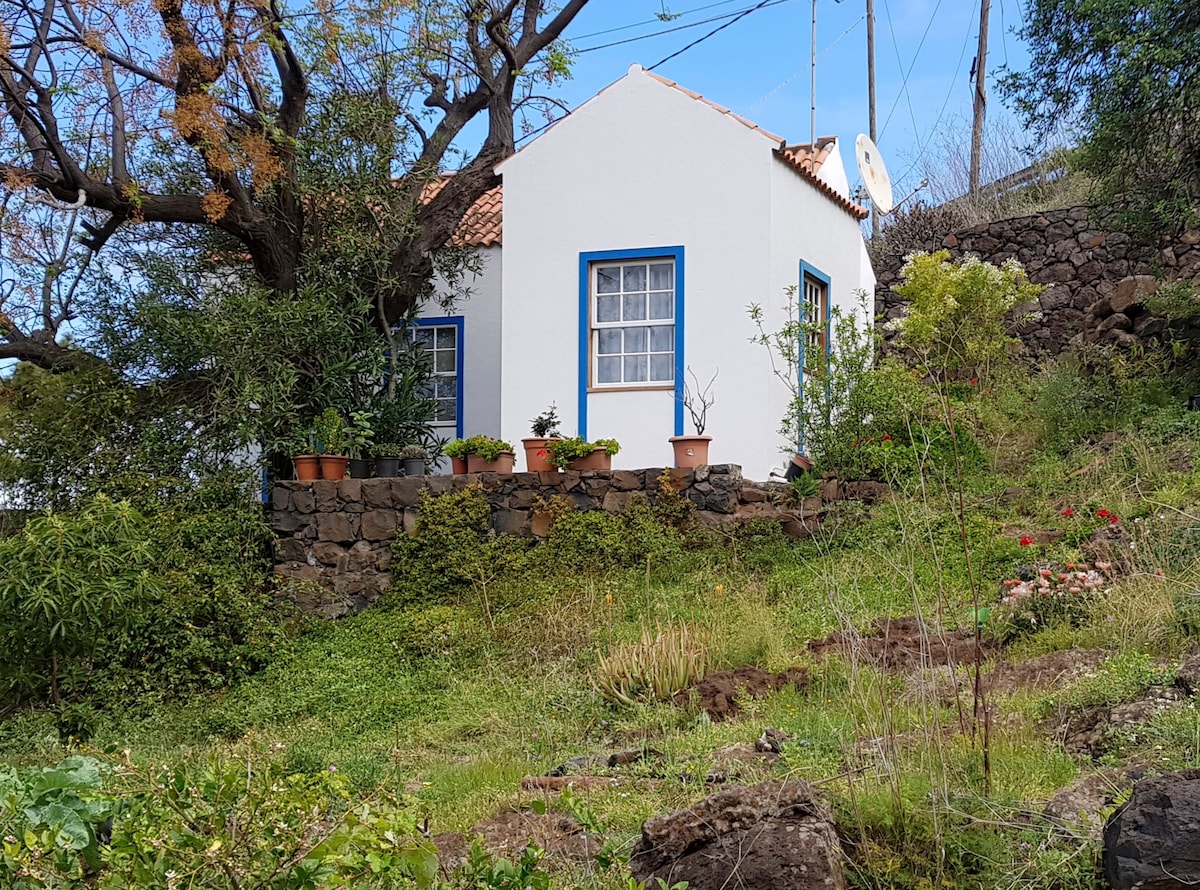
[802,270,828,372]
[412,324,459,428]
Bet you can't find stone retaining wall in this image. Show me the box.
[269,466,888,617]
[874,205,1200,355]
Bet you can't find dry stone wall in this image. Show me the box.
[874,206,1200,354]
[269,466,889,618]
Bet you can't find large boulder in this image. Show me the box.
[630,779,844,890]
[1103,768,1200,890]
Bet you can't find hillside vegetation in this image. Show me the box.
[4,255,1200,889]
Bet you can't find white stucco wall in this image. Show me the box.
[423,244,502,445]
[497,66,875,481]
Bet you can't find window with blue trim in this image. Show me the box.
[412,324,459,426]
[801,268,829,373]
[590,258,675,387]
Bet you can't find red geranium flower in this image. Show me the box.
[1061,508,1075,517]
[969,378,978,386]
[1019,536,1034,547]
[1097,509,1110,518]
[881,433,892,441]
[1109,514,1119,524]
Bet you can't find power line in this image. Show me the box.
[893,0,977,187]
[878,0,945,141]
[649,0,781,71]
[571,0,743,41]
[576,0,796,55]
[743,14,865,114]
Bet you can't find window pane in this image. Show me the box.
[649,292,673,319]
[413,328,434,347]
[650,325,674,351]
[622,293,646,320]
[435,376,456,398]
[596,266,621,293]
[435,327,456,349]
[623,265,647,291]
[624,355,647,382]
[597,356,621,384]
[435,350,455,373]
[597,329,621,355]
[416,380,435,398]
[624,326,647,353]
[650,353,674,381]
[649,262,673,290]
[596,294,620,323]
[436,399,456,423]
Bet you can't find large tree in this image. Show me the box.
[1000,0,1200,238]
[0,0,587,370]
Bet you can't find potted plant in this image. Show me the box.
[467,436,516,473]
[523,404,562,473]
[444,438,472,474]
[546,436,620,471]
[314,407,349,481]
[288,430,320,482]
[400,444,427,476]
[670,367,717,468]
[372,442,402,477]
[346,410,375,479]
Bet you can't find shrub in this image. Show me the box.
[891,250,1043,382]
[534,497,684,574]
[594,623,711,707]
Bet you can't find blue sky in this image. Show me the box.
[536,0,1033,202]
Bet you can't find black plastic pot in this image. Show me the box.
[374,457,400,478]
[402,458,426,476]
[348,458,372,479]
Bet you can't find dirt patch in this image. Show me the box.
[432,810,599,876]
[808,616,998,670]
[675,666,809,720]
[984,648,1110,697]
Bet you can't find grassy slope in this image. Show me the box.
[5,377,1200,889]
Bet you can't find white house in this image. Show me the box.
[416,63,875,481]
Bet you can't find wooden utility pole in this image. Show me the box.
[969,0,990,195]
[866,0,878,237]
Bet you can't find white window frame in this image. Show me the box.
[589,258,676,390]
[411,323,460,430]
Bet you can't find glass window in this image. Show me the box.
[802,271,828,371]
[411,323,459,428]
[590,258,675,388]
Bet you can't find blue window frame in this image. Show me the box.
[411,316,464,439]
[578,246,685,439]
[796,261,831,453]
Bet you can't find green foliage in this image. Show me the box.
[314,407,349,456]
[448,841,550,890]
[1040,652,1175,715]
[891,251,1043,381]
[443,438,473,459]
[1145,280,1200,324]
[529,405,561,438]
[534,497,685,574]
[0,756,111,881]
[0,497,159,706]
[594,623,711,707]
[1032,345,1175,452]
[544,436,621,468]
[1000,0,1200,239]
[472,437,514,461]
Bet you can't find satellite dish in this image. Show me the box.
[855,134,894,215]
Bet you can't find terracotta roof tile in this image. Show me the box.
[777,141,869,221]
[419,176,503,247]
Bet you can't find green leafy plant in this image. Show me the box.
[545,436,621,468]
[473,437,514,462]
[314,407,348,456]
[345,410,375,459]
[529,404,561,438]
[454,839,551,890]
[372,441,402,457]
[594,623,711,707]
[443,438,471,460]
[0,496,159,706]
[400,444,427,460]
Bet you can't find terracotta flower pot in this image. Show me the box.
[467,451,516,473]
[319,455,349,480]
[293,454,320,482]
[567,448,611,471]
[522,437,560,473]
[669,435,712,468]
[451,456,469,474]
